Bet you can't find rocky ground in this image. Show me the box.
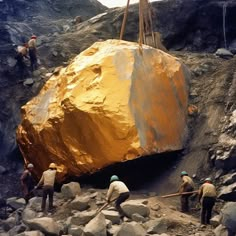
[1,181,233,236]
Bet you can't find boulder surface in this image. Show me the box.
[17,40,189,180]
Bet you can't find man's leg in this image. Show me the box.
[48,186,54,210]
[206,198,215,224]
[115,192,130,217]
[41,187,48,212]
[201,198,207,224]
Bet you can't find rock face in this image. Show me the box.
[16,40,190,179]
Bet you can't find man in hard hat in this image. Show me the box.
[15,43,29,79]
[28,35,38,71]
[107,175,130,218]
[36,163,57,213]
[199,178,217,225]
[20,163,35,204]
[179,171,194,212]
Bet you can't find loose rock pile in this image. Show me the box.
[1,182,229,236]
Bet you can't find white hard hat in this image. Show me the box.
[27,163,34,168]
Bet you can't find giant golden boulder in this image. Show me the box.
[17,40,190,180]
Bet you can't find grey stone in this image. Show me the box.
[70,210,96,226]
[2,217,16,231]
[52,51,58,57]
[24,217,62,236]
[27,197,42,212]
[107,225,120,235]
[114,222,146,236]
[69,196,90,211]
[221,202,236,233]
[121,200,150,218]
[23,78,34,86]
[68,225,83,236]
[144,218,168,234]
[213,224,228,236]
[221,172,236,185]
[8,224,27,236]
[101,210,120,224]
[210,215,221,228]
[131,213,146,223]
[61,182,81,199]
[16,231,45,236]
[22,208,37,221]
[215,48,234,59]
[105,219,112,229]
[218,183,236,201]
[7,197,25,210]
[83,213,106,236]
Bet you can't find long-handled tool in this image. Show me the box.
[160,190,199,198]
[95,197,118,216]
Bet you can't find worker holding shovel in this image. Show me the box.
[106,175,130,219]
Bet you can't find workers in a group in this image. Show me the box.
[199,177,217,225]
[28,35,38,71]
[20,163,35,204]
[179,171,195,213]
[15,43,29,79]
[35,163,57,213]
[107,175,130,219]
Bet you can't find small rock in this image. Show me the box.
[131,213,146,223]
[52,51,58,57]
[115,222,146,236]
[215,48,234,59]
[218,183,236,201]
[70,210,96,226]
[121,200,150,218]
[210,215,221,227]
[8,224,27,236]
[69,196,90,211]
[145,218,168,234]
[7,197,25,210]
[83,213,106,236]
[3,217,16,231]
[23,78,34,86]
[68,225,83,236]
[101,210,120,224]
[61,182,81,199]
[24,217,62,235]
[213,224,228,236]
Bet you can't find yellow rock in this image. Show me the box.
[17,40,190,180]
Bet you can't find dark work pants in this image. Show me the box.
[41,185,54,211]
[115,192,130,217]
[29,48,37,71]
[201,196,215,224]
[180,185,193,212]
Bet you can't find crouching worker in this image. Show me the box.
[107,175,130,219]
[35,163,57,213]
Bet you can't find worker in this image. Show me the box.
[20,163,35,204]
[28,35,37,71]
[179,171,194,213]
[107,175,130,219]
[199,177,217,225]
[35,163,57,213]
[15,43,29,79]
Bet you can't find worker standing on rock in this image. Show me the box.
[15,43,29,79]
[36,163,57,213]
[28,35,38,71]
[20,163,35,204]
[199,177,217,225]
[179,171,194,213]
[107,175,130,219]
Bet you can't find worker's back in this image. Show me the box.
[42,169,56,187]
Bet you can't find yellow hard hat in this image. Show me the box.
[49,163,56,169]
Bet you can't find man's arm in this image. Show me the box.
[36,173,44,188]
[107,184,114,202]
[20,171,28,186]
[198,185,203,202]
